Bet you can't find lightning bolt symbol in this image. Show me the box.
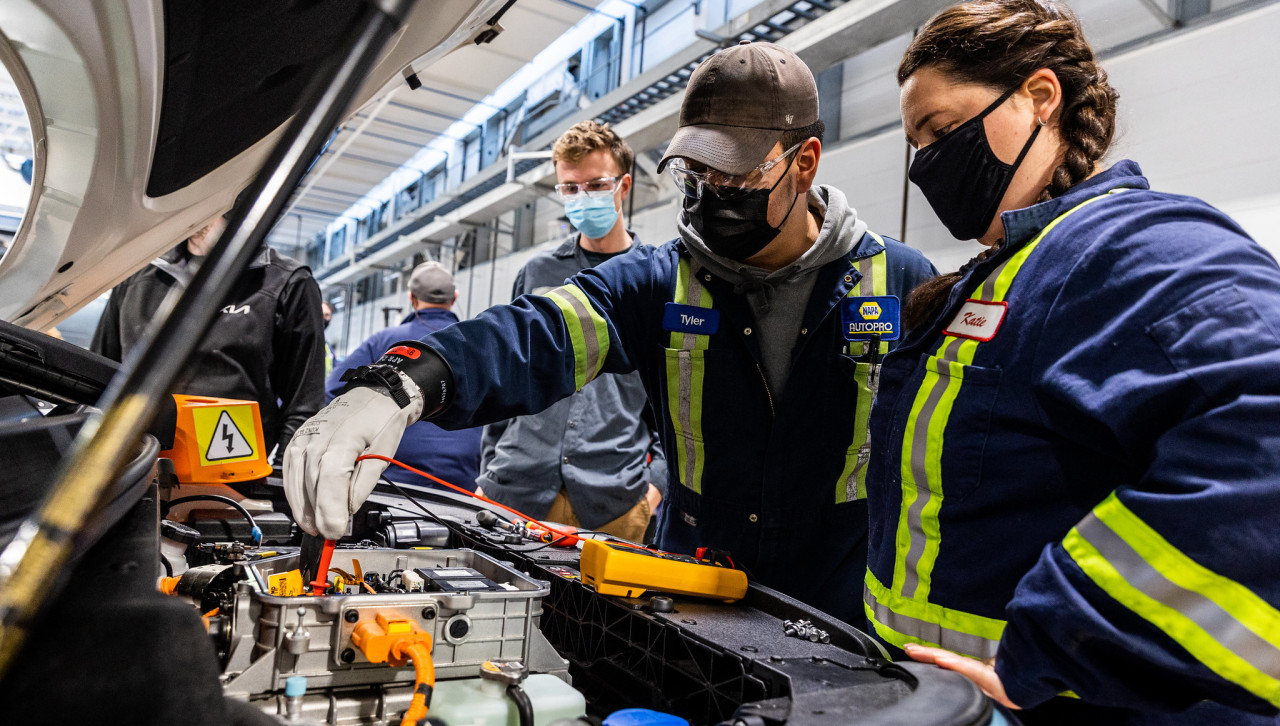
[222,423,234,452]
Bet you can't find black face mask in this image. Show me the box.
[683,154,801,262]
[908,86,1042,241]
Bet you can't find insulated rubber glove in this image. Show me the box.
[283,341,454,539]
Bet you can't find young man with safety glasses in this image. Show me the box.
[473,122,667,543]
[284,41,937,628]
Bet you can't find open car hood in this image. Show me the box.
[0,0,505,329]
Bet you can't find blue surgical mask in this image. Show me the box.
[565,194,619,240]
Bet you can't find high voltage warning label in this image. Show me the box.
[192,406,259,464]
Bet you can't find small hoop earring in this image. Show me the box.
[1037,116,1047,127]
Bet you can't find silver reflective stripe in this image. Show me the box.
[548,286,601,384]
[842,254,880,501]
[857,255,875,292]
[681,272,706,351]
[969,258,1007,305]
[899,256,1009,596]
[861,251,889,377]
[1076,514,1280,678]
[678,352,696,488]
[853,254,877,356]
[845,449,869,503]
[849,252,884,358]
[863,584,1000,659]
[677,273,707,489]
[901,354,951,598]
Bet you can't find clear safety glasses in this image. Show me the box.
[667,143,803,201]
[554,176,622,201]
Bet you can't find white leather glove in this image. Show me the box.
[283,372,424,539]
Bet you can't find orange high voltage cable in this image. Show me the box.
[351,613,435,726]
[398,641,435,726]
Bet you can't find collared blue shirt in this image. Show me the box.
[478,235,668,530]
[326,307,482,491]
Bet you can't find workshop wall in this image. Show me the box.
[431,1,1280,325]
[813,2,1280,273]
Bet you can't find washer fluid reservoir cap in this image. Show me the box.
[604,709,690,726]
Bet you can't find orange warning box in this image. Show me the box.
[160,395,272,484]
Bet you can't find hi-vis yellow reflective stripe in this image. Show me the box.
[542,284,610,390]
[1066,494,1280,707]
[863,568,1004,659]
[870,191,1124,656]
[836,233,888,504]
[667,258,713,494]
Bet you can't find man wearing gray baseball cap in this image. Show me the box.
[286,41,937,628]
[406,260,456,305]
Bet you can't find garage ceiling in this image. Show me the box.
[264,0,607,255]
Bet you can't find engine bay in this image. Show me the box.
[0,317,996,726]
[169,478,993,726]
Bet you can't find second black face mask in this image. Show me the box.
[683,156,800,262]
[908,86,1042,241]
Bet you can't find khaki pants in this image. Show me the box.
[544,488,652,542]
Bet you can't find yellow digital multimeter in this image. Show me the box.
[578,539,749,601]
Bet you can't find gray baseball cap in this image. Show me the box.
[409,261,455,304]
[658,41,819,177]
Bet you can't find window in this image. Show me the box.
[586,26,619,101]
[376,200,391,232]
[462,128,482,181]
[306,233,325,269]
[327,225,347,262]
[396,173,425,217]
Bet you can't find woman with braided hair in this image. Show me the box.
[861,1,1280,722]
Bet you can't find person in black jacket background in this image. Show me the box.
[92,215,326,465]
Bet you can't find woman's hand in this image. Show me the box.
[903,643,1020,710]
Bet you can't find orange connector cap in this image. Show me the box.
[351,613,434,667]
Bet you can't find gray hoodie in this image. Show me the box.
[678,184,869,397]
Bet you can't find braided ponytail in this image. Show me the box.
[1042,59,1118,200]
[897,0,1119,332]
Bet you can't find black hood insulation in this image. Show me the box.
[147,0,366,197]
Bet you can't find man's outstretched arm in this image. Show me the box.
[283,258,650,539]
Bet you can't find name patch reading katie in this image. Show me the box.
[943,299,1008,342]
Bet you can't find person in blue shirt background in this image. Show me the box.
[324,261,482,491]
[475,121,667,543]
[866,1,1280,723]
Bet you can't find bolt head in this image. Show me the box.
[449,618,470,639]
[344,610,360,623]
[341,649,355,663]
[421,607,437,620]
[649,595,675,613]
